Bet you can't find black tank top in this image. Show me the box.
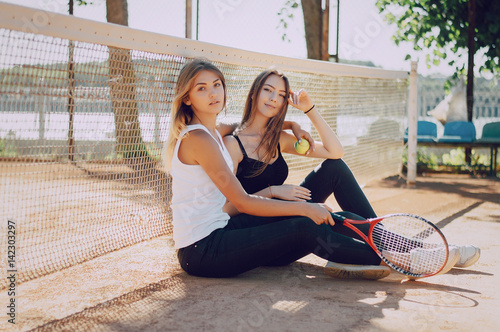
[233,135,289,194]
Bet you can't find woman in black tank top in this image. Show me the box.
[223,69,377,219]
[222,69,478,275]
[233,135,288,194]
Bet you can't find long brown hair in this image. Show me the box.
[237,69,290,176]
[164,58,226,170]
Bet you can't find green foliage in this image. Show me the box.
[403,146,492,174]
[1,62,109,88]
[118,143,150,160]
[442,148,489,167]
[0,138,17,158]
[277,0,300,42]
[402,146,440,167]
[376,0,500,78]
[0,60,159,89]
[417,148,440,166]
[105,142,161,162]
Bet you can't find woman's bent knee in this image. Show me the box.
[320,158,350,174]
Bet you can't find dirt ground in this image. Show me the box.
[2,173,500,332]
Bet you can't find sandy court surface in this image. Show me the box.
[1,174,499,331]
[0,162,171,288]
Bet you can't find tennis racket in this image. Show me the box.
[331,213,449,278]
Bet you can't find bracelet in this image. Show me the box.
[304,104,315,114]
[268,184,273,198]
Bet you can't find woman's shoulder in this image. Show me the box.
[182,128,217,148]
[223,135,244,160]
[222,133,236,142]
[223,134,239,150]
[186,126,209,137]
[222,133,236,146]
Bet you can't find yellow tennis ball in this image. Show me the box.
[294,139,310,154]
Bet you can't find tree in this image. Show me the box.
[67,0,170,204]
[376,0,500,164]
[106,0,152,168]
[376,0,500,116]
[301,0,323,60]
[280,0,328,60]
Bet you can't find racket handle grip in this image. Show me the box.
[330,213,347,223]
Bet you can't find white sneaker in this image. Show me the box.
[451,245,481,268]
[324,262,391,280]
[408,246,459,277]
[435,246,460,275]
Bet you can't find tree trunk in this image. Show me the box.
[106,0,128,26]
[301,0,323,60]
[466,0,476,165]
[106,0,151,169]
[321,0,330,61]
[105,0,170,208]
[186,0,192,38]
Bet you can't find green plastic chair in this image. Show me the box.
[438,121,476,143]
[478,122,500,176]
[404,120,438,143]
[479,122,500,142]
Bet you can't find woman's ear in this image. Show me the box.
[184,97,192,106]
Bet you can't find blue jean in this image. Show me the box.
[177,211,380,278]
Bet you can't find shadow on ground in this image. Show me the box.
[32,260,482,332]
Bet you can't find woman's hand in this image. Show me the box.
[285,88,344,160]
[306,203,335,226]
[289,122,315,153]
[289,89,314,113]
[271,184,311,201]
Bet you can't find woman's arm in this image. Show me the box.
[222,134,274,216]
[222,134,311,216]
[183,130,334,225]
[216,122,238,137]
[283,89,344,159]
[223,182,311,216]
[222,135,243,176]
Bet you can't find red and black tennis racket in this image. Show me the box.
[331,213,449,278]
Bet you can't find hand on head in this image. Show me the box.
[289,89,314,113]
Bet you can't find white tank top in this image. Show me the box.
[170,124,234,249]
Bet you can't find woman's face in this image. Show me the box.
[185,70,225,115]
[256,74,287,119]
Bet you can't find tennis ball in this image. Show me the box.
[294,139,310,154]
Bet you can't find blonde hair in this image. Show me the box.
[236,69,290,176]
[164,58,226,171]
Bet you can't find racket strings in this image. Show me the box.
[370,215,448,276]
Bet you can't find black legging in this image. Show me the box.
[177,212,380,278]
[299,159,377,219]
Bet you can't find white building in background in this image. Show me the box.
[418,77,500,119]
